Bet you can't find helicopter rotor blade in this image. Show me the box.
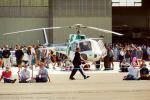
[44,26,67,30]
[2,24,123,36]
[3,28,43,35]
[87,26,123,36]
[3,27,65,35]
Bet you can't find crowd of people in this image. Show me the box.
[104,43,150,80]
[0,44,67,83]
[123,58,150,80]
[0,43,150,83]
[104,43,150,70]
[112,43,150,62]
[0,44,69,70]
[0,44,90,83]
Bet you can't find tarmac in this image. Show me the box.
[0,62,150,100]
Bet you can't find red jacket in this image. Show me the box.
[1,70,12,79]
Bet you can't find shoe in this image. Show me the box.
[12,79,17,83]
[86,76,90,78]
[69,77,75,80]
[46,66,49,69]
[84,76,90,79]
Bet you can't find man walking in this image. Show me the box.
[69,48,90,80]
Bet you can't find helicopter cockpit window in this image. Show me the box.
[76,35,85,40]
[80,36,85,40]
[79,41,92,52]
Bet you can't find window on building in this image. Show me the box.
[112,0,142,7]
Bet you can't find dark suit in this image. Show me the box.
[70,52,86,79]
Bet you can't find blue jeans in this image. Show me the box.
[36,77,48,82]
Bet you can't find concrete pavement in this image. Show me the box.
[0,73,150,100]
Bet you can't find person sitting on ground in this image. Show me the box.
[120,59,130,72]
[35,62,50,83]
[18,64,31,83]
[0,66,16,83]
[123,57,140,80]
[138,62,150,80]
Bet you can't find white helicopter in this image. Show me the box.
[3,24,123,62]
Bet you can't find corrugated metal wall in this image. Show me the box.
[52,0,112,44]
[0,0,48,17]
[0,0,49,47]
[53,0,111,17]
[0,0,112,47]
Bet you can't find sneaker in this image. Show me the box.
[84,76,90,79]
[12,79,17,83]
[69,77,75,80]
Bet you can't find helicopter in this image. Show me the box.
[3,24,123,63]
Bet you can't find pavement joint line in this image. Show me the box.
[0,89,150,95]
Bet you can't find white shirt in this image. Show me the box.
[120,50,125,56]
[38,67,48,78]
[31,48,36,55]
[22,53,29,61]
[19,68,30,80]
[128,66,139,79]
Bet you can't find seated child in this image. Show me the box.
[139,64,150,80]
[0,66,16,83]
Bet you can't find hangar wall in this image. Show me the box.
[0,0,49,47]
[0,18,48,47]
[52,0,112,44]
[0,0,112,47]
[53,17,112,44]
